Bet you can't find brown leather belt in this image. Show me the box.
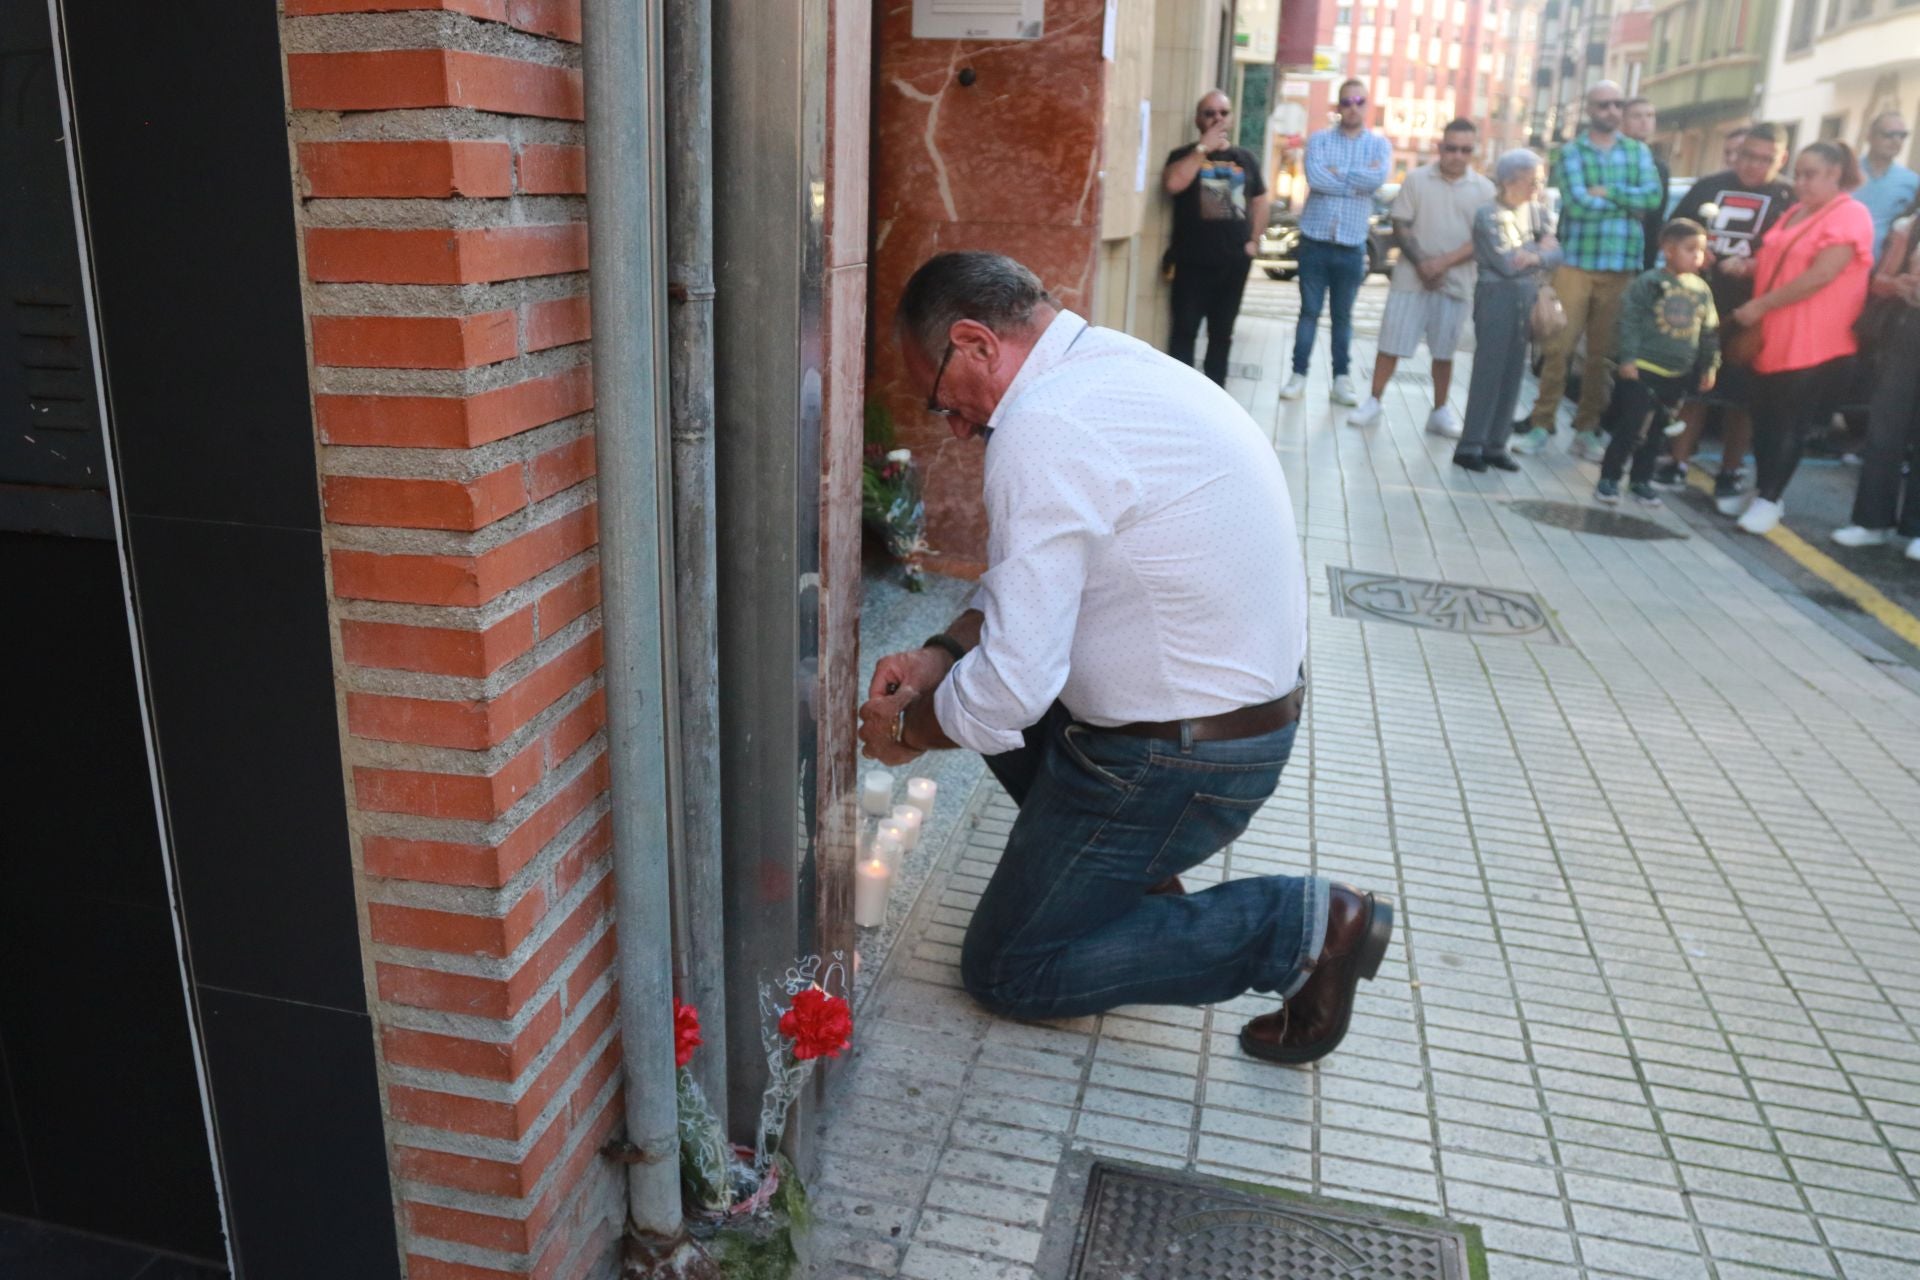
[1097,686,1305,743]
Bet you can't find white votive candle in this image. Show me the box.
[875,821,909,869]
[861,770,893,817]
[854,856,889,928]
[906,776,937,820]
[891,804,923,851]
[872,829,905,876]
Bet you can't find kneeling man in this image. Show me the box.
[858,251,1394,1065]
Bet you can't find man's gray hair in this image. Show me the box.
[1495,148,1544,185]
[896,252,1054,357]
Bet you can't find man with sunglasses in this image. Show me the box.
[1859,112,1918,263]
[1513,80,1664,460]
[1348,119,1494,436]
[1162,89,1269,385]
[1282,79,1392,405]
[859,251,1396,1069]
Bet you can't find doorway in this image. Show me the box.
[0,1,225,1269]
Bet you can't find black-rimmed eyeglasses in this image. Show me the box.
[926,343,957,417]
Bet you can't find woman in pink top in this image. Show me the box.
[1719,140,1875,534]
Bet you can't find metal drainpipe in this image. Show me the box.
[662,0,729,1125]
[581,0,684,1238]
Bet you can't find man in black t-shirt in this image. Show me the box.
[1655,123,1794,508]
[1163,89,1269,386]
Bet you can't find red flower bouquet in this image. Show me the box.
[671,953,850,1277]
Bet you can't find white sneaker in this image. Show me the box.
[1426,405,1463,438]
[1737,497,1783,535]
[1348,397,1384,427]
[1831,525,1893,548]
[1715,490,1748,517]
[1330,375,1360,406]
[1280,372,1307,400]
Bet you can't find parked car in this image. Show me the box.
[1257,184,1399,280]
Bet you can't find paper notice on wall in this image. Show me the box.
[1136,99,1152,192]
[1103,0,1118,59]
[912,0,1044,40]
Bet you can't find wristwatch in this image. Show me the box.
[923,633,967,664]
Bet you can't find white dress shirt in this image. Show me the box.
[933,311,1309,756]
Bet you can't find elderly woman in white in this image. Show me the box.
[1454,149,1563,471]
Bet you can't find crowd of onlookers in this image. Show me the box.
[1161,80,1920,558]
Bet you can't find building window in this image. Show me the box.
[1786,0,1818,45]
[1703,0,1726,55]
[1356,54,1373,74]
[1654,14,1672,67]
[1338,5,1354,22]
[1820,112,1847,140]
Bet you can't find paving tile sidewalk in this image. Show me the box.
[814,281,1920,1280]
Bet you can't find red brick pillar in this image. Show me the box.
[281,3,625,1275]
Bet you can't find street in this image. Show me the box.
[1252,273,1920,676]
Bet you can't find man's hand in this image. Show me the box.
[1513,250,1540,269]
[1201,122,1230,152]
[1717,257,1752,279]
[867,646,952,703]
[1417,258,1447,289]
[1617,364,1639,381]
[1538,233,1560,253]
[858,686,924,765]
[1245,238,1258,257]
[1698,371,1717,394]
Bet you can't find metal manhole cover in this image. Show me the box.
[1328,566,1567,644]
[1505,498,1687,540]
[1062,1162,1476,1279]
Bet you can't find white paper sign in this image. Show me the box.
[913,0,1044,40]
[1136,99,1152,192]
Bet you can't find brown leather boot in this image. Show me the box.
[1239,884,1393,1065]
[1145,875,1186,896]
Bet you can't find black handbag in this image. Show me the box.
[1855,221,1919,346]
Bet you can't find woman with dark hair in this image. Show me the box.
[1830,194,1920,557]
[1720,140,1876,534]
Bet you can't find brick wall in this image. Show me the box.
[280,3,624,1276]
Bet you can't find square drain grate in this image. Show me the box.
[1054,1161,1480,1279]
[1329,566,1568,644]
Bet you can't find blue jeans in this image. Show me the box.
[963,703,1329,1020]
[1292,237,1368,377]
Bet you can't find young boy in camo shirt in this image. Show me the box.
[1596,219,1721,507]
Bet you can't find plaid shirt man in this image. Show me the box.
[1299,126,1393,246]
[1551,134,1664,272]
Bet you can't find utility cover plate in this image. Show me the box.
[1055,1161,1478,1279]
[1506,498,1688,540]
[1328,566,1568,644]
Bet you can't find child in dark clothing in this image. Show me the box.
[1596,219,1721,507]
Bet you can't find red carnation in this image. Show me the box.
[777,988,852,1061]
[673,999,702,1069]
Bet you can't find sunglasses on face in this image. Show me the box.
[1440,143,1474,154]
[1200,108,1231,119]
[1736,148,1776,164]
[1593,99,1624,110]
[1881,130,1911,141]
[1339,96,1367,108]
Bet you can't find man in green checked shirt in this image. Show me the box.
[1513,81,1666,459]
